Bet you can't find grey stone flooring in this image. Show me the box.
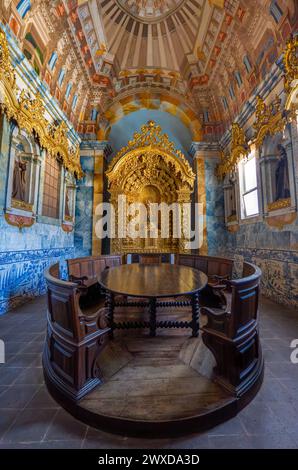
[0,295,298,449]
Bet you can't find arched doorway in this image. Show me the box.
[106,121,195,254]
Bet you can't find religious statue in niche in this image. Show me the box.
[64,187,73,220]
[229,175,237,216]
[275,144,290,201]
[12,144,28,202]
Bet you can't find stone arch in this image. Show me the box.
[104,92,202,141]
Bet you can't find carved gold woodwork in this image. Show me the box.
[267,197,291,212]
[0,29,83,178]
[253,96,286,149]
[216,123,249,179]
[106,121,195,254]
[11,198,33,212]
[284,35,298,94]
[227,214,237,223]
[0,29,16,90]
[284,35,298,114]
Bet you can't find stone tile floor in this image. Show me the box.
[0,295,298,449]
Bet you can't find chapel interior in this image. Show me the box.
[0,0,298,450]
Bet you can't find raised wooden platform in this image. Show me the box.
[44,257,263,437]
[82,336,232,420]
[45,332,263,437]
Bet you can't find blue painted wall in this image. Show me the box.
[226,221,298,307]
[0,116,75,315]
[109,110,193,162]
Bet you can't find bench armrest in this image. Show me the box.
[69,274,89,285]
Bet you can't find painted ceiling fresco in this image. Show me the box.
[0,0,297,139]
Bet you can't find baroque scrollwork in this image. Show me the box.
[108,120,195,187]
[283,35,298,114]
[106,121,195,254]
[283,35,298,94]
[216,123,249,179]
[0,28,16,89]
[253,96,286,149]
[0,29,83,178]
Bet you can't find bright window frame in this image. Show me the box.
[238,151,260,219]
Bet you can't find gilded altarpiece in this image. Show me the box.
[106,121,195,254]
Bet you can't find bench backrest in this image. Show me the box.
[227,262,261,338]
[176,254,233,279]
[45,264,82,342]
[67,255,124,280]
[128,253,171,264]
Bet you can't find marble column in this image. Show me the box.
[190,142,225,256]
[92,142,109,256]
[76,141,109,257]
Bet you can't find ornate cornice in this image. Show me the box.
[0,30,83,179]
[253,96,286,149]
[216,123,249,179]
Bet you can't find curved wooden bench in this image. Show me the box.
[43,263,110,402]
[176,254,234,308]
[43,254,264,436]
[67,254,124,287]
[127,253,172,264]
[177,254,263,398]
[201,262,263,397]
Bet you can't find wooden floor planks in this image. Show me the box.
[82,334,231,422]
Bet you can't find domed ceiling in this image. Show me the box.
[2,0,296,138]
[116,0,185,22]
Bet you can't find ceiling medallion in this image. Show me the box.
[116,0,185,23]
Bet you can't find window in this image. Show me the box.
[42,154,61,219]
[270,1,283,23]
[57,69,65,87]
[90,109,98,121]
[48,52,58,71]
[229,85,235,100]
[17,0,31,19]
[235,71,242,87]
[222,96,229,110]
[243,55,252,74]
[238,152,259,218]
[65,83,72,100]
[72,94,78,110]
[203,110,209,123]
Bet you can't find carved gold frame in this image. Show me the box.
[253,96,286,149]
[216,123,249,179]
[0,29,83,178]
[106,121,195,254]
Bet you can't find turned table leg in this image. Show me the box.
[149,298,157,337]
[191,291,200,337]
[106,290,115,339]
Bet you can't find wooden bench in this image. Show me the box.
[202,261,262,397]
[43,254,263,433]
[128,253,172,264]
[176,254,234,308]
[67,254,124,288]
[43,263,110,402]
[176,255,263,397]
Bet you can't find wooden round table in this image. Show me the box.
[98,263,208,337]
